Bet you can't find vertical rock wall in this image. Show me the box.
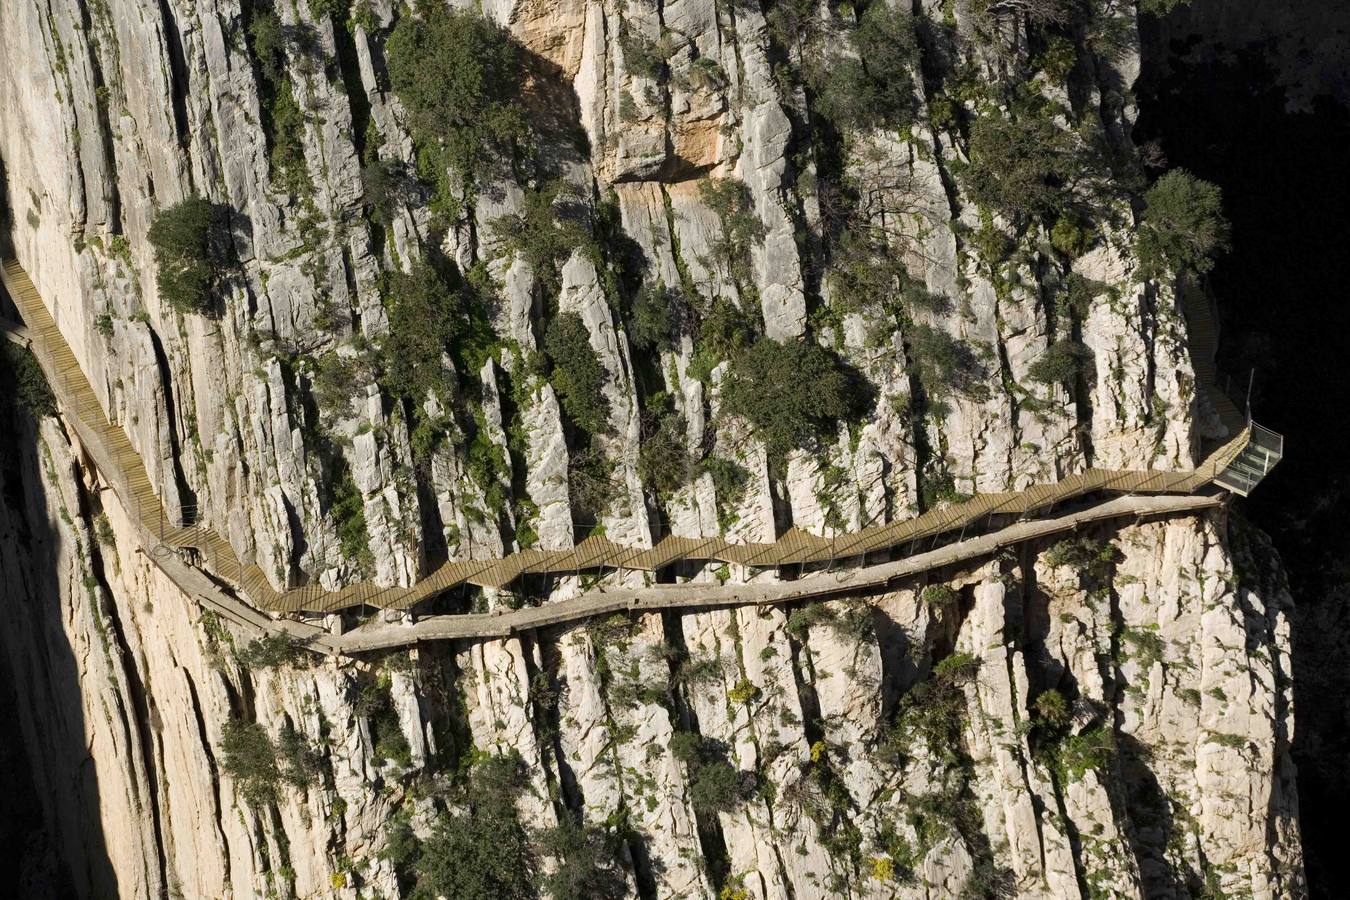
[0,404,1301,897]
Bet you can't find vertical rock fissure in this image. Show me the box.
[74,0,125,237]
[589,624,661,898]
[79,491,171,896]
[153,0,190,148]
[660,610,732,887]
[145,326,196,517]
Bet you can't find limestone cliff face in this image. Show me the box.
[0,0,1303,897]
[0,0,1199,591]
[0,409,1302,898]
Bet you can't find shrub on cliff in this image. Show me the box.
[544,312,610,434]
[490,182,589,294]
[1027,339,1093,386]
[0,343,55,419]
[412,754,534,900]
[673,732,751,814]
[962,113,1078,224]
[629,279,680,352]
[380,257,465,401]
[638,411,696,497]
[721,337,873,457]
[387,5,527,189]
[245,3,312,194]
[1136,168,1230,280]
[813,3,918,133]
[237,633,305,669]
[537,817,627,900]
[147,196,225,315]
[699,177,765,287]
[221,719,280,804]
[905,323,989,402]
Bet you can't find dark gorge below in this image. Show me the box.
[1139,3,1350,896]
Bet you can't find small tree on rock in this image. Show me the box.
[387,5,527,190]
[148,196,225,315]
[380,256,465,401]
[544,312,611,434]
[1136,169,1230,280]
[721,337,873,458]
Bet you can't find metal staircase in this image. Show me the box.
[1214,421,1284,496]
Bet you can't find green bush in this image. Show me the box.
[537,817,627,900]
[330,464,372,565]
[618,25,665,80]
[412,754,535,900]
[826,230,945,319]
[686,56,728,93]
[1037,36,1078,83]
[1043,537,1119,576]
[308,0,349,19]
[905,323,984,401]
[1056,272,1106,321]
[1139,0,1190,15]
[490,182,588,294]
[94,513,116,547]
[354,673,413,767]
[1122,626,1167,668]
[221,719,281,805]
[765,0,822,54]
[1136,169,1230,280]
[276,723,320,788]
[383,812,422,889]
[638,412,695,497]
[567,446,616,519]
[691,297,757,381]
[963,113,1078,223]
[812,3,917,133]
[1053,725,1114,781]
[689,757,747,814]
[883,651,979,765]
[700,456,751,531]
[0,344,56,418]
[310,348,372,419]
[1027,339,1092,386]
[375,718,412,768]
[668,731,750,813]
[246,4,312,194]
[387,6,527,187]
[147,196,223,315]
[380,257,464,401]
[1033,689,1071,728]
[932,652,979,683]
[237,634,305,668]
[670,731,704,764]
[699,177,765,287]
[629,279,680,351]
[786,603,835,639]
[721,338,872,457]
[544,312,611,434]
[1049,214,1091,257]
[920,584,958,609]
[361,159,404,228]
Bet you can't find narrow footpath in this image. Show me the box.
[0,258,1276,653]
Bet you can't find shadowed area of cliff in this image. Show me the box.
[1139,4,1350,896]
[0,344,117,895]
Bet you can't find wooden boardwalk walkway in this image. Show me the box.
[1,258,1274,648]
